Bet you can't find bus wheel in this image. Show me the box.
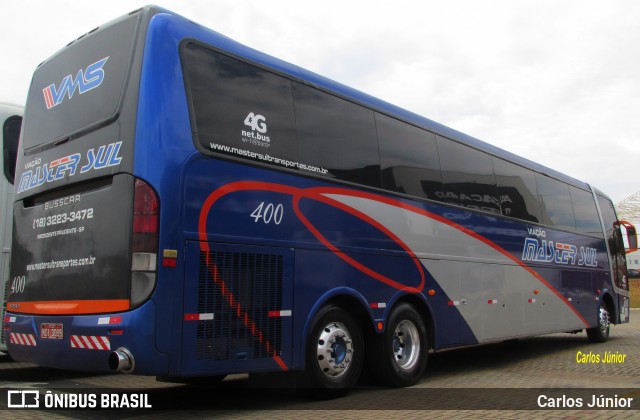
[371,303,428,387]
[586,304,610,343]
[304,305,363,393]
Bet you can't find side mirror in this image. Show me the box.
[619,220,637,254]
[3,115,22,184]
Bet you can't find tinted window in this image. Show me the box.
[23,14,138,150]
[536,174,575,230]
[493,158,541,222]
[183,43,298,167]
[570,187,602,236]
[293,83,380,187]
[3,115,21,184]
[437,136,500,214]
[377,113,441,200]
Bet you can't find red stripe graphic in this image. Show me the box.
[43,86,54,109]
[198,181,591,366]
[311,185,590,327]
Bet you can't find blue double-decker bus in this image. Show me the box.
[6,6,635,391]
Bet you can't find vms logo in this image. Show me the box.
[42,57,109,109]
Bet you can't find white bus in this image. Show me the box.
[0,103,22,353]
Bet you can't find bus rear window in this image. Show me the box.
[22,14,138,150]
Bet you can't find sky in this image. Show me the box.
[2,0,639,203]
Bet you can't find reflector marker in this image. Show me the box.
[369,302,387,309]
[162,249,178,268]
[448,300,460,306]
[4,316,16,323]
[184,313,214,321]
[163,249,178,258]
[10,333,36,346]
[567,297,572,302]
[488,299,498,304]
[528,298,536,303]
[268,310,292,318]
[97,316,122,325]
[162,258,177,268]
[70,335,110,350]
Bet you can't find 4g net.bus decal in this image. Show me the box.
[198,182,591,370]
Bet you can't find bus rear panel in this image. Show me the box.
[6,10,168,373]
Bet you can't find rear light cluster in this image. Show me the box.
[131,179,159,308]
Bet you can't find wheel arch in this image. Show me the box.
[300,288,374,370]
[384,292,435,351]
[601,291,616,324]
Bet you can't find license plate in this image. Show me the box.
[40,323,64,340]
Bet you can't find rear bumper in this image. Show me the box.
[4,299,168,374]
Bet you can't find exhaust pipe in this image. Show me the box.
[109,347,135,373]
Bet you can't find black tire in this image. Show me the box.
[303,305,364,394]
[369,303,428,387]
[586,303,610,343]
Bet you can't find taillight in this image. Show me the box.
[131,179,159,308]
[133,179,159,250]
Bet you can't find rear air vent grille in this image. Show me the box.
[196,249,283,361]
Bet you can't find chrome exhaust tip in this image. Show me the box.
[109,347,135,373]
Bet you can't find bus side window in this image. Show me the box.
[437,136,500,215]
[493,157,542,223]
[569,186,602,237]
[182,43,298,166]
[376,113,442,201]
[293,82,380,187]
[536,173,575,231]
[3,115,21,185]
